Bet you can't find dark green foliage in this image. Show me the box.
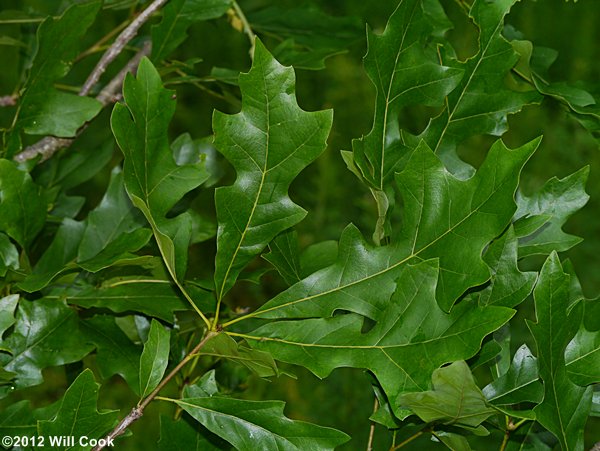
[0,0,599,450]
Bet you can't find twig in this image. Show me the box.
[232,1,256,58]
[389,429,425,450]
[0,95,17,107]
[13,42,151,163]
[79,0,168,96]
[92,331,218,451]
[366,398,378,451]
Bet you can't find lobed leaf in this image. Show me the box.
[175,396,349,450]
[212,39,332,300]
[38,370,118,449]
[528,253,592,451]
[111,57,210,280]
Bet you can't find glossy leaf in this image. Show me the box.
[213,39,332,300]
[0,233,18,277]
[0,159,46,248]
[18,218,85,292]
[399,361,495,429]
[0,299,93,389]
[139,319,171,398]
[81,315,141,393]
[159,415,227,451]
[253,138,537,319]
[417,0,541,176]
[352,0,463,191]
[112,57,209,280]
[152,0,232,63]
[0,295,18,339]
[38,370,118,447]
[514,167,589,257]
[5,1,102,154]
[59,277,189,322]
[262,230,302,286]
[175,396,349,450]
[528,253,592,451]
[480,226,537,308]
[482,344,543,406]
[244,259,514,415]
[565,326,600,386]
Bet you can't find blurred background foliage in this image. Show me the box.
[1,0,599,449]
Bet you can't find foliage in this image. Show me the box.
[0,0,599,450]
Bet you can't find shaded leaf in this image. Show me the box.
[81,315,141,393]
[0,159,46,248]
[152,0,232,63]
[38,369,118,449]
[0,295,18,339]
[139,319,170,398]
[515,167,589,257]
[247,5,362,69]
[77,167,150,266]
[480,226,537,308]
[58,277,189,322]
[213,39,332,300]
[0,234,19,277]
[0,299,93,389]
[5,1,102,154]
[528,253,592,451]
[159,414,229,451]
[244,259,513,416]
[112,58,209,280]
[417,0,541,176]
[352,0,463,190]
[175,397,349,450]
[201,333,280,378]
[262,230,301,286]
[18,218,85,292]
[482,344,543,406]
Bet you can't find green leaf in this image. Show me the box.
[253,138,537,319]
[515,167,589,257]
[139,319,170,398]
[111,57,209,280]
[352,0,463,190]
[417,0,541,176]
[159,415,228,451]
[0,295,18,339]
[58,277,189,322]
[482,344,543,406]
[565,325,600,386]
[151,0,232,63]
[183,370,219,398]
[247,5,363,70]
[174,397,350,450]
[201,333,280,378]
[480,226,537,308]
[528,253,592,451]
[399,361,495,428]
[5,1,102,154]
[0,299,93,389]
[0,233,19,277]
[213,39,332,300]
[38,370,118,448]
[78,167,148,260]
[0,159,46,248]
[262,230,302,286]
[245,259,514,415]
[81,315,141,394]
[18,218,85,292]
